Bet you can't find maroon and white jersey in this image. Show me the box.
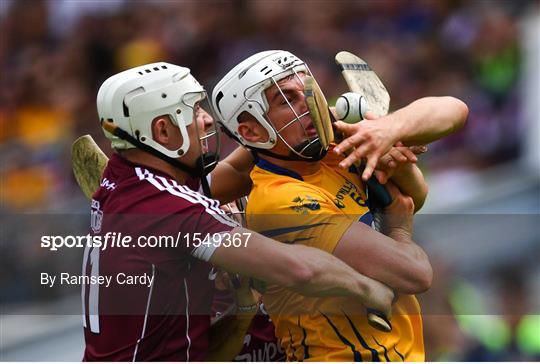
[82,154,238,361]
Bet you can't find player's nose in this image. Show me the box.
[203,114,214,132]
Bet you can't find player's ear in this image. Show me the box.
[237,112,269,143]
[151,116,172,145]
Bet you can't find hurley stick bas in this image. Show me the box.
[72,135,109,199]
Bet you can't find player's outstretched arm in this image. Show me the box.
[386,96,468,146]
[210,147,254,204]
[334,96,468,178]
[209,228,394,317]
[333,182,433,294]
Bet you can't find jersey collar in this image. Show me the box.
[256,158,304,181]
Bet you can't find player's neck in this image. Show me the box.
[120,150,190,184]
[261,155,321,176]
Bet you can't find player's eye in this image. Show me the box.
[281,94,295,105]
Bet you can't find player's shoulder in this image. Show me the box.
[253,164,325,191]
[134,167,218,211]
[249,166,334,215]
[96,161,214,213]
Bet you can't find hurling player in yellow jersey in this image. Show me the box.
[212,50,468,361]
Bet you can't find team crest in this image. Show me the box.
[290,196,320,214]
[91,199,103,233]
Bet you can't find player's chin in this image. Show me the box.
[291,137,325,160]
[197,142,209,154]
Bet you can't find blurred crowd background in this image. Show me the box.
[0,0,538,361]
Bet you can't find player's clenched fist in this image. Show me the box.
[362,278,395,320]
[380,181,414,238]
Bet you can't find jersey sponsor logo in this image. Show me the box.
[234,340,285,362]
[90,199,103,233]
[100,178,116,191]
[289,195,320,214]
[333,198,345,209]
[334,179,367,208]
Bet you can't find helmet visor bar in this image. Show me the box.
[264,67,324,160]
[181,91,220,173]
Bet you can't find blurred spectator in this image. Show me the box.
[1,0,533,212]
[449,265,540,361]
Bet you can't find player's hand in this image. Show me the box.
[364,279,395,320]
[220,202,244,226]
[374,142,427,184]
[230,274,258,308]
[380,181,414,237]
[333,112,399,181]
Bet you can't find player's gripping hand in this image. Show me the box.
[380,182,415,238]
[230,274,259,311]
[374,142,427,184]
[363,278,395,322]
[333,111,400,180]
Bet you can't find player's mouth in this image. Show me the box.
[298,112,318,139]
[305,123,318,139]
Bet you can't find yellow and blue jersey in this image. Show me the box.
[246,152,424,361]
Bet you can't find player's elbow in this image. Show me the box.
[448,97,469,132]
[282,259,317,290]
[274,247,318,290]
[413,182,428,213]
[406,259,433,294]
[396,246,433,294]
[417,263,433,293]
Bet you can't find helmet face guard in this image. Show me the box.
[212,50,328,162]
[244,66,327,161]
[180,91,220,176]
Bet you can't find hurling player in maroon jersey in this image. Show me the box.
[83,62,394,361]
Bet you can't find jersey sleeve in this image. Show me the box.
[180,199,239,261]
[247,182,354,253]
[184,203,240,261]
[134,192,239,264]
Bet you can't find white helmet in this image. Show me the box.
[212,50,323,160]
[97,62,207,159]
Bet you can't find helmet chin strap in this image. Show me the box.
[252,139,327,162]
[102,119,218,197]
[218,121,326,163]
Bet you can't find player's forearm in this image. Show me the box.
[210,227,393,314]
[335,223,432,294]
[210,148,254,204]
[289,245,390,302]
[384,228,432,293]
[390,164,428,212]
[390,96,468,145]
